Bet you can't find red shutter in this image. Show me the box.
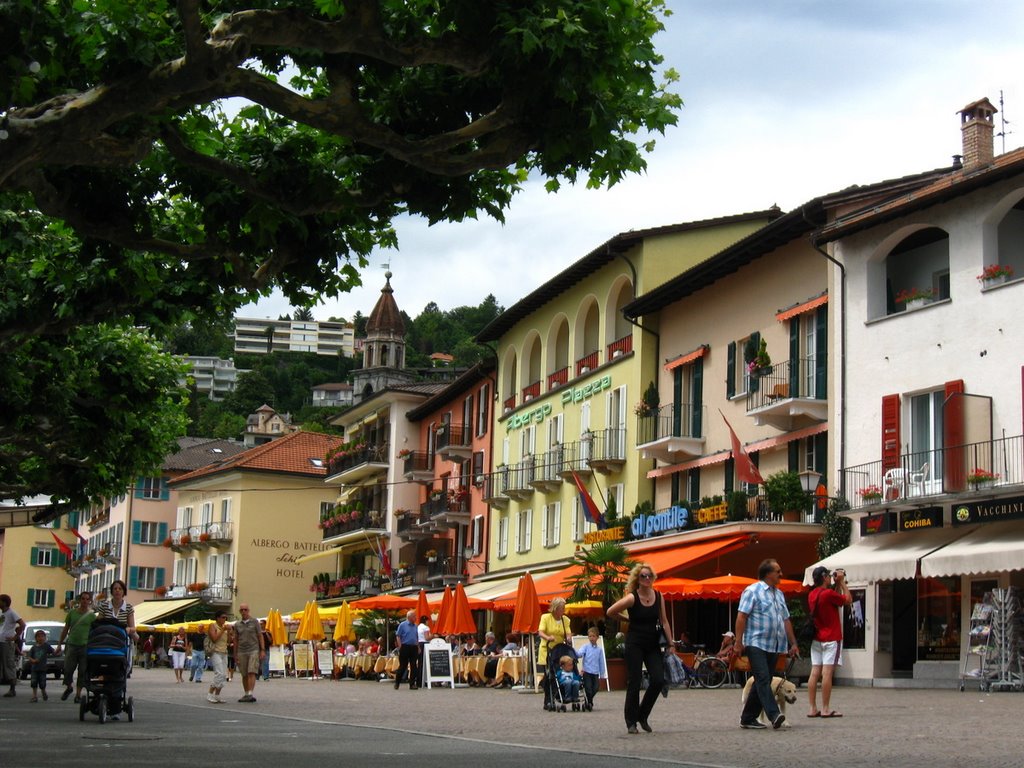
[944,379,966,491]
[881,394,901,471]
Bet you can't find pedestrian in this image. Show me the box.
[576,626,608,708]
[416,614,431,686]
[0,593,26,697]
[394,609,419,690]
[607,563,672,734]
[260,620,272,681]
[26,629,54,702]
[734,558,799,730]
[187,627,207,683]
[537,597,571,706]
[94,580,139,643]
[142,634,154,669]
[170,627,188,683]
[56,592,95,703]
[206,611,231,704]
[807,566,852,718]
[233,604,265,702]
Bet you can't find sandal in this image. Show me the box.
[807,712,821,717]
[821,711,843,718]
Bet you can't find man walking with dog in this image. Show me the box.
[807,566,851,718]
[734,558,799,730]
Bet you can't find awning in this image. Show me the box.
[664,345,709,372]
[802,527,971,585]
[776,292,828,322]
[647,451,730,479]
[491,569,569,610]
[745,422,828,454]
[133,598,201,625]
[920,522,1024,577]
[639,534,753,576]
[296,530,387,563]
[462,575,524,600]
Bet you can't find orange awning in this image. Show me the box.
[647,450,730,479]
[744,422,828,454]
[664,345,709,372]
[776,292,828,322]
[638,535,752,577]
[492,567,575,612]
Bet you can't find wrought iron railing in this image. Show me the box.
[635,403,704,446]
[746,356,826,412]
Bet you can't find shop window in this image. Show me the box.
[917,576,961,661]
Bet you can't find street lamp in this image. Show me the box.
[798,469,822,495]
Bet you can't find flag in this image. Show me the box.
[50,531,74,559]
[720,410,764,485]
[570,471,607,530]
[70,528,88,544]
[375,538,392,579]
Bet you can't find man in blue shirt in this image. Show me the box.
[394,610,420,690]
[734,558,798,730]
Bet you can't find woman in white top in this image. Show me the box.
[95,580,138,642]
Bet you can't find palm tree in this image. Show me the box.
[561,540,636,606]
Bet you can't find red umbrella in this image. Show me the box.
[691,574,757,600]
[447,583,478,636]
[415,589,431,623]
[433,586,454,636]
[510,573,541,635]
[656,577,699,600]
[350,593,417,611]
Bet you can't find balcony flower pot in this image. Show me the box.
[906,298,927,310]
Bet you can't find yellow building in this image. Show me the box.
[0,511,76,622]
[476,211,780,578]
[167,431,342,617]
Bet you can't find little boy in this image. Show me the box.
[556,655,581,705]
[27,630,54,702]
[576,627,608,708]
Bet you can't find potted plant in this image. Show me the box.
[859,484,883,504]
[199,532,210,542]
[764,470,808,522]
[425,549,438,563]
[967,468,999,489]
[154,585,168,597]
[895,287,933,309]
[727,490,750,522]
[977,264,1014,285]
[180,533,191,546]
[746,338,772,376]
[397,448,413,459]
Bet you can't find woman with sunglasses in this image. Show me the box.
[607,563,672,734]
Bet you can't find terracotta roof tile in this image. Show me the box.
[168,430,343,485]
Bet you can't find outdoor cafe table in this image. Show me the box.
[335,653,378,678]
[453,655,487,684]
[494,654,526,686]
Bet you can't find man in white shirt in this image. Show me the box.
[1,594,26,697]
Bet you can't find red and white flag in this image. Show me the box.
[50,531,75,559]
[720,410,764,485]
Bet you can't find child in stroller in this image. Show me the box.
[556,655,583,711]
[543,641,583,712]
[80,619,134,724]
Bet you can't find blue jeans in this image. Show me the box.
[190,650,206,682]
[740,646,781,724]
[261,651,270,680]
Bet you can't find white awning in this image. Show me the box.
[802,527,970,585]
[461,575,525,600]
[920,522,1024,578]
[133,598,201,625]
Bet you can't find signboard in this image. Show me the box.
[631,507,689,539]
[860,511,897,536]
[268,646,285,673]
[317,649,334,676]
[952,495,1024,526]
[292,643,312,674]
[424,638,454,689]
[898,507,943,531]
[583,526,625,545]
[695,503,727,526]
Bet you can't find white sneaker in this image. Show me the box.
[207,693,217,703]
[215,696,225,703]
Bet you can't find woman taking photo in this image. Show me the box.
[607,563,672,734]
[537,597,571,710]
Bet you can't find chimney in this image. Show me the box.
[959,97,997,170]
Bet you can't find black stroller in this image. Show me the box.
[543,642,586,712]
[79,620,134,724]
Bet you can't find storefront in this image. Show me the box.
[806,499,1024,686]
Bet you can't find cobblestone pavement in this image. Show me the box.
[4,669,1022,768]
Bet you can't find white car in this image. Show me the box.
[19,621,65,680]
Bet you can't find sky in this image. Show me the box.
[243,1,1024,323]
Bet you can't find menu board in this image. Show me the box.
[268,646,285,673]
[424,638,453,689]
[317,649,334,675]
[292,643,313,673]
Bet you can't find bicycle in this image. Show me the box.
[693,650,729,689]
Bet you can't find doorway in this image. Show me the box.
[891,578,917,674]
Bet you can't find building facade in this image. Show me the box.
[234,316,355,358]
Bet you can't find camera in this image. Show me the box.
[832,569,845,579]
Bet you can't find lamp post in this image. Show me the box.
[799,470,824,523]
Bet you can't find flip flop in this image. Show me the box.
[807,712,821,717]
[821,711,843,718]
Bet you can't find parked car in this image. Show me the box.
[19,621,65,680]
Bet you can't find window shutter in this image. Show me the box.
[30,546,39,565]
[687,468,700,504]
[160,476,170,501]
[672,367,683,437]
[789,317,800,396]
[724,458,735,494]
[514,512,521,553]
[128,565,139,590]
[788,441,799,472]
[65,590,75,605]
[552,502,561,545]
[747,332,761,394]
[134,477,145,499]
[131,520,142,544]
[158,522,168,542]
[525,509,532,550]
[56,550,67,567]
[47,589,55,608]
[944,379,967,491]
[540,505,548,546]
[815,306,828,397]
[156,568,166,588]
[692,357,704,437]
[881,394,901,471]
[814,434,828,480]
[26,588,34,606]
[726,342,736,398]
[68,509,79,529]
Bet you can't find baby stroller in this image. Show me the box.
[544,642,585,712]
[79,620,134,724]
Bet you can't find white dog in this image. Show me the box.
[741,676,798,727]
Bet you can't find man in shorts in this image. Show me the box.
[57,592,95,702]
[806,566,852,718]
[232,604,265,702]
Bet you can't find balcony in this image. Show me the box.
[521,380,541,403]
[397,509,434,541]
[169,527,191,552]
[503,394,516,413]
[607,334,633,360]
[587,427,627,475]
[548,366,569,390]
[746,357,827,430]
[556,439,593,480]
[531,447,564,492]
[636,403,707,463]
[423,492,470,527]
[188,525,209,549]
[575,351,600,378]
[506,456,536,500]
[96,541,122,565]
[205,521,233,547]
[327,442,390,483]
[436,423,472,461]
[402,451,434,484]
[841,434,1024,511]
[481,469,510,508]
[321,510,386,543]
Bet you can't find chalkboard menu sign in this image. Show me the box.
[424,638,453,689]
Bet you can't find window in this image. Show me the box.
[606,386,627,459]
[497,516,509,559]
[32,547,55,567]
[515,509,533,553]
[909,389,944,483]
[135,521,164,545]
[463,394,474,439]
[727,334,758,398]
[138,476,165,500]
[130,566,164,591]
[476,383,490,437]
[609,483,624,521]
[27,588,55,608]
[200,502,213,527]
[571,497,586,542]
[178,506,193,528]
[471,516,484,556]
[220,498,232,522]
[541,502,561,548]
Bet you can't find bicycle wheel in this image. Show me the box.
[696,658,728,689]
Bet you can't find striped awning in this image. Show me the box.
[776,292,828,322]
[664,345,709,372]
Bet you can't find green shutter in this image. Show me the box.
[27,588,34,606]
[65,590,75,605]
[30,546,39,566]
[815,306,828,398]
[788,441,799,473]
[128,565,139,590]
[747,332,761,394]
[691,358,703,438]
[56,550,67,567]
[160,477,170,501]
[814,434,828,481]
[156,568,166,588]
[47,589,55,608]
[68,509,79,529]
[672,368,682,437]
[726,342,736,398]
[131,520,142,544]
[789,317,800,396]
[134,477,146,499]
[724,458,734,494]
[158,522,168,542]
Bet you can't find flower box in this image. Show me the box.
[859,484,883,503]
[896,287,933,309]
[977,264,1014,284]
[967,469,999,488]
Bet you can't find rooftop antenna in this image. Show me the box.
[997,90,1012,155]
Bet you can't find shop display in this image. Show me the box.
[960,588,1022,692]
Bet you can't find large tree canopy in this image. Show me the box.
[0,0,679,509]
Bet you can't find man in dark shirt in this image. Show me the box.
[188,628,207,683]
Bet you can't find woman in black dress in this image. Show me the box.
[607,563,672,734]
